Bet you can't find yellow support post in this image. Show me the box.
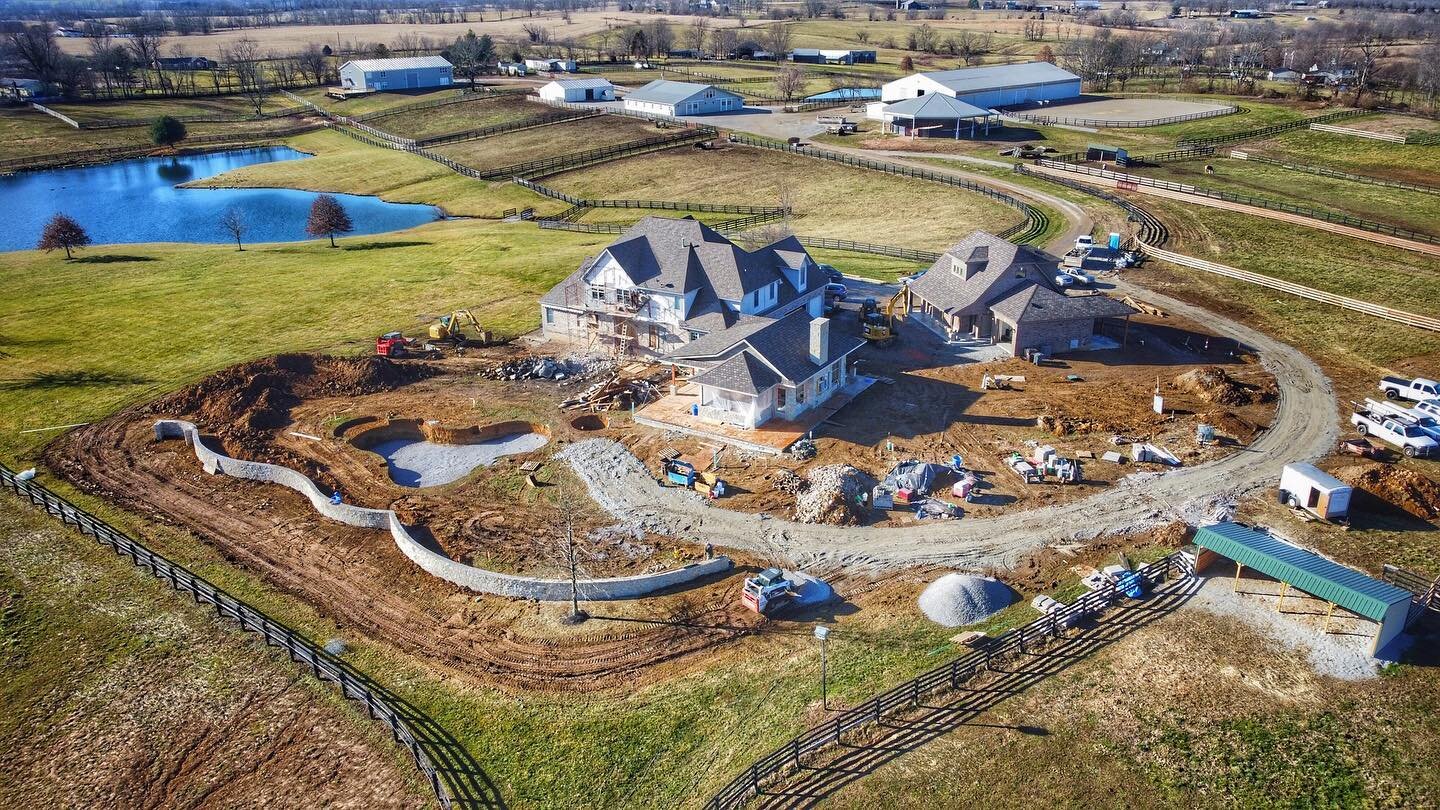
[1322,602,1336,633]
[1233,563,1244,591]
[1276,581,1289,611]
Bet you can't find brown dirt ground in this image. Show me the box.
[614,312,1276,527]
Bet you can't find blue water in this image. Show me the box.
[1,147,442,252]
[805,87,881,102]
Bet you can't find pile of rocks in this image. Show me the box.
[794,465,876,525]
[769,468,806,495]
[478,356,573,382]
[918,574,1017,627]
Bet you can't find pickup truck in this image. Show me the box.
[1370,398,1440,442]
[1351,406,1438,457]
[1378,375,1439,401]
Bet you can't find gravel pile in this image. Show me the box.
[794,465,876,525]
[917,573,1017,627]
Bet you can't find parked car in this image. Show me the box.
[818,263,843,283]
[1378,375,1439,401]
[1416,399,1440,419]
[1062,268,1095,285]
[1074,234,1095,251]
[824,282,848,301]
[1351,403,1437,457]
[1052,272,1075,288]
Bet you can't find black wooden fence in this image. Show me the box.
[69,105,311,130]
[482,127,715,179]
[514,176,788,215]
[1011,164,1170,247]
[1034,158,1440,245]
[0,463,487,810]
[413,109,601,147]
[1230,151,1440,196]
[0,122,326,173]
[705,552,1191,810]
[795,236,940,263]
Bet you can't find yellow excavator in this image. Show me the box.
[428,309,493,347]
[860,288,907,345]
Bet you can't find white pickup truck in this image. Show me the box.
[1351,403,1438,457]
[1378,375,1440,401]
[1370,399,1440,442]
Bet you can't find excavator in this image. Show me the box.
[860,288,907,345]
[428,309,493,348]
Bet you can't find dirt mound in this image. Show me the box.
[1036,412,1122,437]
[1333,463,1440,519]
[794,465,876,525]
[1202,410,1260,440]
[150,354,438,446]
[1174,366,1271,406]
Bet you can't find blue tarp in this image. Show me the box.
[804,87,881,102]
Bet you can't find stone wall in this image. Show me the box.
[154,420,731,600]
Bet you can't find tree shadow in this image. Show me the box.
[340,240,433,251]
[71,254,157,264]
[0,370,151,390]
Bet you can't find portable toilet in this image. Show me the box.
[1278,462,1352,521]
[1108,232,1121,250]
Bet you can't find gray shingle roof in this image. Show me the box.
[597,216,786,300]
[342,56,452,72]
[668,309,865,385]
[882,93,991,120]
[918,61,1080,96]
[989,284,1136,324]
[625,79,741,106]
[690,351,781,394]
[906,231,1053,315]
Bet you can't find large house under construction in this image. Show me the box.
[540,216,866,430]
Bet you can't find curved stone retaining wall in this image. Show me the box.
[154,419,731,600]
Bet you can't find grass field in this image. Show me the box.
[431,115,663,171]
[366,94,549,140]
[1249,126,1440,184]
[546,143,1023,249]
[193,129,564,218]
[0,506,431,808]
[290,85,470,116]
[46,94,297,123]
[1129,157,1440,235]
[0,106,311,161]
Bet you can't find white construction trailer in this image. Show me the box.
[1278,463,1352,521]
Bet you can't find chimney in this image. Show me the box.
[809,317,830,367]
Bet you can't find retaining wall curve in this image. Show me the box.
[154,419,731,599]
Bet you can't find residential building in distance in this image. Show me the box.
[338,56,453,92]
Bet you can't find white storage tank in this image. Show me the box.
[1278,463,1352,521]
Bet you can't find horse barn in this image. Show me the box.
[338,55,453,92]
[1192,523,1417,655]
[878,61,1082,107]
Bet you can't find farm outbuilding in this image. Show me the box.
[875,93,997,138]
[339,56,453,92]
[525,57,577,73]
[879,61,1081,107]
[538,78,616,103]
[788,48,878,65]
[623,80,744,116]
[1193,523,1415,654]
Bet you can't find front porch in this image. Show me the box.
[633,377,877,455]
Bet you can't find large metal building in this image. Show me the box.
[339,56,453,92]
[879,61,1082,107]
[623,80,744,117]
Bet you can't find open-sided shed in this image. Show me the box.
[1194,522,1414,653]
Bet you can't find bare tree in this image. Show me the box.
[126,18,166,93]
[711,26,739,60]
[6,26,63,84]
[761,21,791,61]
[1023,18,1047,42]
[773,65,808,101]
[220,207,247,251]
[687,17,711,55]
[550,486,589,624]
[222,38,268,114]
[297,43,329,85]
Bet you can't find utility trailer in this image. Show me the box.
[1278,462,1351,522]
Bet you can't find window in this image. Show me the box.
[589,285,607,302]
[752,290,760,308]
[831,365,841,385]
[544,309,554,324]
[777,387,787,408]
[796,384,807,404]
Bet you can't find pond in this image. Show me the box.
[368,433,551,488]
[1,147,441,252]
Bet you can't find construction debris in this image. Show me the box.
[1174,366,1274,406]
[559,373,660,412]
[1333,462,1440,519]
[1132,443,1182,466]
[794,465,877,525]
[789,437,817,460]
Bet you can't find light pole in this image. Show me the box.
[814,624,830,710]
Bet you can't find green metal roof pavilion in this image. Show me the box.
[1195,522,1412,622]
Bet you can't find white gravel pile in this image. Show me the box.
[918,573,1017,627]
[794,465,875,525]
